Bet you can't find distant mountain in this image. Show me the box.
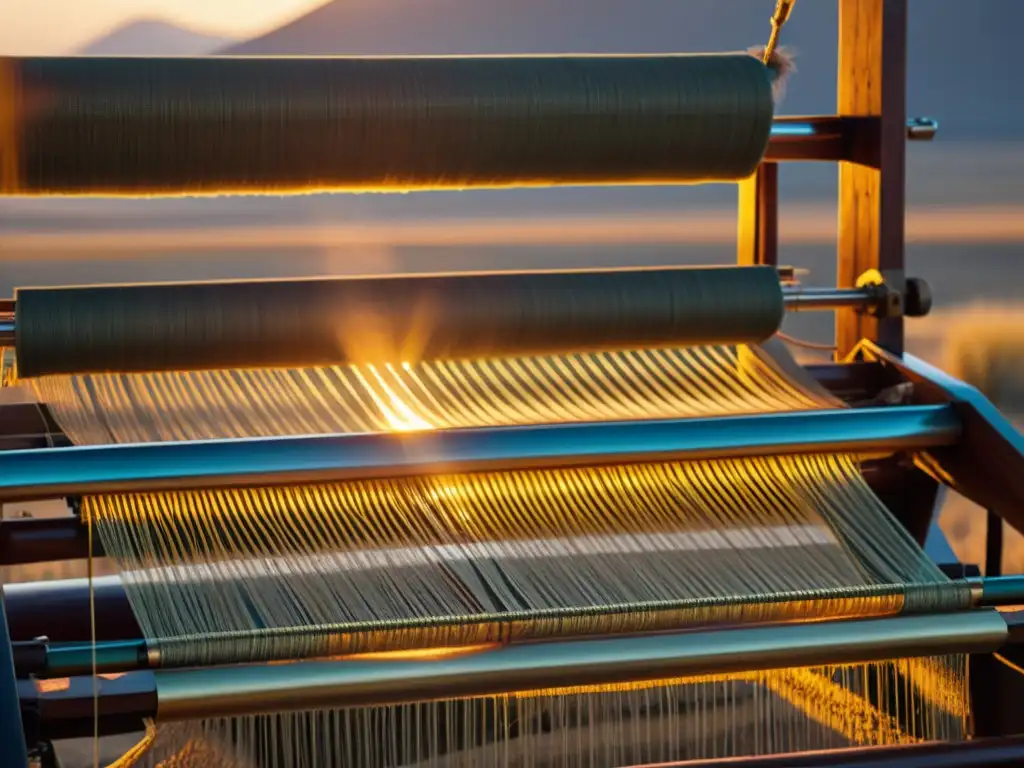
[78,19,236,56]
[225,0,1023,140]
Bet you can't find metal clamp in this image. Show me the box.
[855,270,932,319]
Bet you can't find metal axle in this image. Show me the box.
[18,610,1009,737]
[155,611,1007,720]
[0,301,12,346]
[10,573,1024,679]
[0,405,960,502]
[0,284,927,349]
[769,116,937,142]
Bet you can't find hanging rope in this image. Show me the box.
[763,0,798,64]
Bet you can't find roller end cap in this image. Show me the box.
[905,278,933,318]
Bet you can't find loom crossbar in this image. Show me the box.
[0,405,960,502]
[17,610,1010,740]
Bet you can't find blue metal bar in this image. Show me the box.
[768,117,936,140]
[977,575,1024,607]
[0,589,29,767]
[0,405,960,502]
[43,640,147,678]
[855,342,1024,536]
[659,737,1024,768]
[153,611,1007,719]
[24,611,1008,737]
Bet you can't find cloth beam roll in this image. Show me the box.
[0,54,775,196]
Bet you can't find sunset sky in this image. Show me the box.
[1,0,326,54]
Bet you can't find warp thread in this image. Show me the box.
[28,340,827,445]
[84,453,968,668]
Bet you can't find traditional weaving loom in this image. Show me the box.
[3,0,1024,766]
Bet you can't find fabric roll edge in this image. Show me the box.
[11,267,786,380]
[3,53,776,197]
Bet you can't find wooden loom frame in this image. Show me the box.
[737,1,1024,745]
[738,0,908,358]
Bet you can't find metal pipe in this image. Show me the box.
[0,405,961,502]
[150,611,1006,719]
[905,117,939,141]
[969,575,1024,607]
[11,570,1023,669]
[785,280,930,317]
[764,117,937,162]
[11,570,1024,678]
[783,287,876,311]
[0,300,11,344]
[17,569,1024,677]
[39,640,148,678]
[18,611,1009,732]
[768,116,937,142]
[637,736,1024,768]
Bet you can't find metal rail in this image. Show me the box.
[16,610,1008,735]
[769,116,936,141]
[764,117,936,163]
[967,575,1024,607]
[637,737,1024,768]
[784,286,876,311]
[10,572,1024,679]
[0,405,961,502]
[155,611,1006,719]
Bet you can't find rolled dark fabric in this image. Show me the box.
[0,54,774,195]
[14,265,785,377]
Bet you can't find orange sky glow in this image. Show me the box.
[0,0,326,55]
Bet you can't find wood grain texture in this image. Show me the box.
[836,0,908,357]
[737,162,778,267]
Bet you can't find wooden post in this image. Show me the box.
[836,0,908,357]
[737,163,778,267]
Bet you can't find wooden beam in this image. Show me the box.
[836,0,908,357]
[737,163,778,267]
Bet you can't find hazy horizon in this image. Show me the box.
[0,0,323,54]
